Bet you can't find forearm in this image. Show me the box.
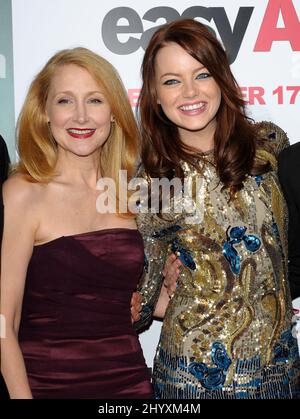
[153,283,170,318]
[1,330,32,399]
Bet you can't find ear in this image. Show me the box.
[111,115,115,123]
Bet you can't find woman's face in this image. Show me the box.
[45,64,113,158]
[154,42,221,150]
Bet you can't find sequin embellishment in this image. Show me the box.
[222,226,261,274]
[171,238,196,271]
[152,225,196,271]
[180,342,231,390]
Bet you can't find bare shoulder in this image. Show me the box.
[2,174,45,228]
[2,174,46,244]
[3,174,44,206]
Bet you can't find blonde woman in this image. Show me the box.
[1,48,153,399]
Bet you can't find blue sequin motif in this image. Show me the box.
[143,253,149,273]
[171,238,196,271]
[152,225,197,271]
[254,175,263,187]
[180,342,231,390]
[273,329,299,363]
[268,131,276,139]
[222,226,261,274]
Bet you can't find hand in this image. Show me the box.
[131,291,142,323]
[162,253,182,298]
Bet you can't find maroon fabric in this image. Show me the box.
[18,228,153,399]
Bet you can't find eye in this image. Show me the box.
[88,98,103,104]
[196,72,211,80]
[57,98,72,104]
[163,79,180,86]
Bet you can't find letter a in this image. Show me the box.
[254,0,300,51]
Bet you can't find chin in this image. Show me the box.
[182,124,208,132]
[72,147,100,157]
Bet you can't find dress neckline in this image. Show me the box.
[197,148,214,156]
[34,228,140,248]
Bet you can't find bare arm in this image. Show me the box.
[153,283,170,319]
[1,177,38,398]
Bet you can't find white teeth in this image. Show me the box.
[180,103,205,111]
[68,129,95,134]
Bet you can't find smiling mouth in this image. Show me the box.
[179,102,206,111]
[67,128,96,139]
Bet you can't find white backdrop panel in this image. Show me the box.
[12,0,300,365]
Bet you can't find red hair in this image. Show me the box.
[138,19,269,196]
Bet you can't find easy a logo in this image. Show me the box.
[102,5,253,64]
[102,0,300,64]
[254,0,300,51]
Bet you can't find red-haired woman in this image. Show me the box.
[135,19,299,399]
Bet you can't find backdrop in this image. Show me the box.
[1,0,300,366]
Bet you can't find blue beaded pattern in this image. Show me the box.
[222,226,261,274]
[152,225,196,271]
[179,342,231,390]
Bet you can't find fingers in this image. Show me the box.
[163,258,181,286]
[165,254,182,276]
[162,254,182,299]
[130,292,142,323]
[131,310,140,323]
[163,254,176,276]
[131,291,142,305]
[131,306,141,323]
[168,253,177,262]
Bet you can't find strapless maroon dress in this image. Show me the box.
[18,228,153,399]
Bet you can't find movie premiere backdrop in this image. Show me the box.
[1,0,300,365]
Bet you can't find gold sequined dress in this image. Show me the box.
[136,122,300,399]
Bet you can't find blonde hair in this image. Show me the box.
[16,47,139,212]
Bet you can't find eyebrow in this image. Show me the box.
[160,66,206,80]
[53,90,104,97]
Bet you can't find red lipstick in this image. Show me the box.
[67,128,96,139]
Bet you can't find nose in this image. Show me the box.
[73,101,88,124]
[182,79,198,99]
